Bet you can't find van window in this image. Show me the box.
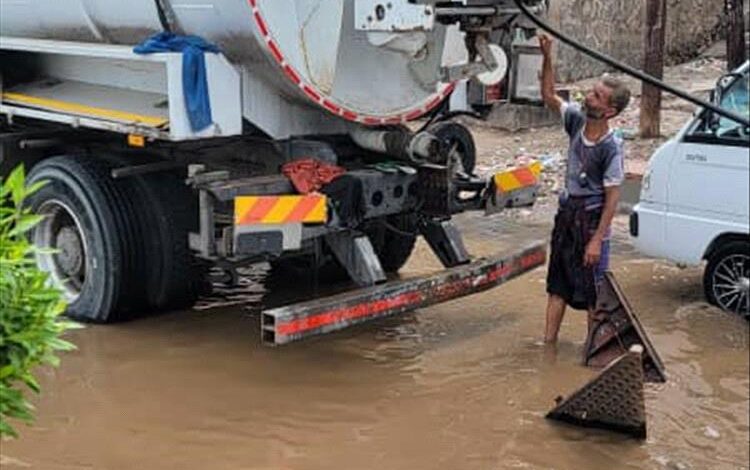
[717,74,749,139]
[689,73,750,143]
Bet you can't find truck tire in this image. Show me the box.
[272,214,418,282]
[428,121,476,175]
[26,155,143,322]
[369,214,418,273]
[703,240,750,317]
[121,170,208,310]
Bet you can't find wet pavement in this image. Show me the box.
[2,210,748,470]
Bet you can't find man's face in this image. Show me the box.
[584,82,616,121]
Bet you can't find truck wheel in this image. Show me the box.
[428,121,476,175]
[703,240,750,317]
[272,214,418,282]
[369,214,418,272]
[104,157,208,311]
[26,156,142,322]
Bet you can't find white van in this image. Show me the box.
[630,61,749,317]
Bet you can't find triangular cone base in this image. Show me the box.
[584,272,667,383]
[547,347,647,439]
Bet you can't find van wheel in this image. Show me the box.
[703,241,750,317]
[26,156,143,322]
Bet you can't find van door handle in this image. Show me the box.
[685,154,708,163]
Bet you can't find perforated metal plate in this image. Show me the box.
[547,347,647,439]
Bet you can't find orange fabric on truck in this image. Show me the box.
[281,158,346,194]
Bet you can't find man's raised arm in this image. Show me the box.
[538,34,564,114]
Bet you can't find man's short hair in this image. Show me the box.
[602,77,631,115]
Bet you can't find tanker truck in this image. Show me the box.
[0,0,548,344]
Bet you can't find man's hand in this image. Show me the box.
[538,33,553,58]
[584,236,602,267]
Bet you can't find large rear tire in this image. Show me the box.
[26,155,143,322]
[121,169,208,310]
[366,214,418,273]
[272,214,419,282]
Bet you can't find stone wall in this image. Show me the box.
[546,0,734,82]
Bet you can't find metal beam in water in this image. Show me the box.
[261,241,547,345]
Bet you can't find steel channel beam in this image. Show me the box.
[261,241,547,345]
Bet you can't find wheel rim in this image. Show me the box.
[712,253,750,316]
[33,199,88,302]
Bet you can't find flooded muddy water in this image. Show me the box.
[2,214,748,470]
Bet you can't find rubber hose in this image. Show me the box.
[512,0,750,127]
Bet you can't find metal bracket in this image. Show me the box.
[354,0,435,32]
[111,161,182,179]
[325,231,387,287]
[187,164,224,258]
[419,219,470,267]
[583,272,667,383]
[484,184,539,215]
[440,35,502,83]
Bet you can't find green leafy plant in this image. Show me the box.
[0,164,77,438]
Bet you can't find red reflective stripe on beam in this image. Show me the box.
[277,292,424,335]
[521,250,546,269]
[275,259,531,337]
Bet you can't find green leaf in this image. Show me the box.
[6,164,26,207]
[24,179,48,198]
[0,163,75,439]
[8,214,44,238]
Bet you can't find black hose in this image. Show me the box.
[512,0,750,127]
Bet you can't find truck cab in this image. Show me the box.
[630,61,750,317]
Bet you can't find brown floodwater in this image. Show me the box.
[2,214,748,470]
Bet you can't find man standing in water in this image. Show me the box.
[537,34,631,343]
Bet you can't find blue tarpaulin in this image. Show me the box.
[134,32,220,132]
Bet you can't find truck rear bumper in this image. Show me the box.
[261,241,546,345]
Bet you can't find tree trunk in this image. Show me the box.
[640,0,667,139]
[725,0,747,71]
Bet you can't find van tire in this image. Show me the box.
[703,240,750,317]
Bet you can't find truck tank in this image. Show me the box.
[0,0,462,127]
